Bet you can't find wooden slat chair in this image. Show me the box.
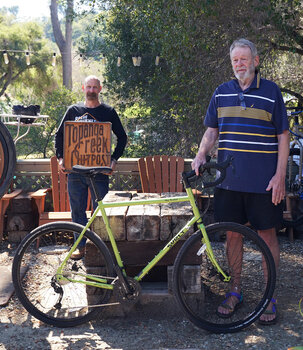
[31,156,92,226]
[0,189,23,240]
[138,155,185,193]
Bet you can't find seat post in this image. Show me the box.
[88,175,102,203]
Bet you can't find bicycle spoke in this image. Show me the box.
[12,222,114,327]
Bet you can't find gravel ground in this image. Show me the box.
[1,234,303,350]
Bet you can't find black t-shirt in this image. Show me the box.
[55,102,127,160]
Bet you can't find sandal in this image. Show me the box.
[258,298,278,325]
[216,291,243,319]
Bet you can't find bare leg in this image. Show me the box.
[217,231,243,315]
[258,228,279,323]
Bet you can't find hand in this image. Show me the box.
[191,153,207,176]
[58,158,66,173]
[107,160,117,175]
[266,174,285,205]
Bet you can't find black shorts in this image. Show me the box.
[214,188,284,230]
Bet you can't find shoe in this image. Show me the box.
[71,247,85,260]
[258,298,278,325]
[216,291,243,318]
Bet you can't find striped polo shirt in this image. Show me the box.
[204,72,289,193]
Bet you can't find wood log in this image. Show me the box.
[91,191,132,241]
[167,265,202,294]
[10,193,33,214]
[160,192,194,240]
[126,193,160,241]
[7,231,28,243]
[7,213,35,231]
[85,240,201,267]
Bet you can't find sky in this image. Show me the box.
[4,0,50,20]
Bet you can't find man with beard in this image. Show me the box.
[55,75,127,259]
[192,39,289,325]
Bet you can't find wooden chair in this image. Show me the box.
[31,156,92,226]
[138,155,185,193]
[0,189,23,240]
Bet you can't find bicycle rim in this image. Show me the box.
[12,222,115,327]
[173,222,276,333]
[0,121,16,198]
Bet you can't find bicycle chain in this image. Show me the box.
[113,277,141,305]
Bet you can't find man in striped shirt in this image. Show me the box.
[192,39,289,324]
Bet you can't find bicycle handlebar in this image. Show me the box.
[287,110,303,117]
[182,155,233,189]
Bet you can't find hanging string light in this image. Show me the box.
[25,51,30,65]
[132,55,137,66]
[3,51,9,64]
[101,54,106,65]
[132,54,142,67]
[52,53,56,67]
[0,48,162,69]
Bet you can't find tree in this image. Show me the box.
[84,0,256,156]
[84,0,303,157]
[252,0,303,105]
[50,0,74,89]
[0,10,52,98]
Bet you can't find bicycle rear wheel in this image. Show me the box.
[0,121,16,199]
[12,222,115,327]
[173,222,276,333]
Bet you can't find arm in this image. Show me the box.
[111,108,127,163]
[55,107,73,173]
[266,129,290,205]
[192,127,219,175]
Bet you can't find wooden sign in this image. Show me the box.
[63,121,112,170]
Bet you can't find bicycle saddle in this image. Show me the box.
[72,165,112,176]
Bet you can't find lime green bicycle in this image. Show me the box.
[12,156,276,333]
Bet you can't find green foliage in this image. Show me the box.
[252,0,303,105]
[82,0,255,157]
[1,0,302,161]
[81,0,303,160]
[0,8,55,98]
[10,87,78,159]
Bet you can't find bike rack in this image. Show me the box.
[287,109,303,194]
[0,114,49,144]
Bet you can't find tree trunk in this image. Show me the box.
[50,0,73,90]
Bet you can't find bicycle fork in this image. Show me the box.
[185,186,231,283]
[197,222,231,283]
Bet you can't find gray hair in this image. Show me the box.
[230,39,258,58]
[84,75,101,86]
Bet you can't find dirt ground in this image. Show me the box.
[1,234,303,350]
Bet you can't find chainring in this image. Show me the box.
[113,277,141,306]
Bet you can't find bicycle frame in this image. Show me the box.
[56,185,230,289]
[288,109,303,192]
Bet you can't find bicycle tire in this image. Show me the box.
[12,222,115,327]
[0,121,16,199]
[172,222,276,333]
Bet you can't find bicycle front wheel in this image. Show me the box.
[0,121,16,199]
[173,222,276,333]
[12,222,115,327]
